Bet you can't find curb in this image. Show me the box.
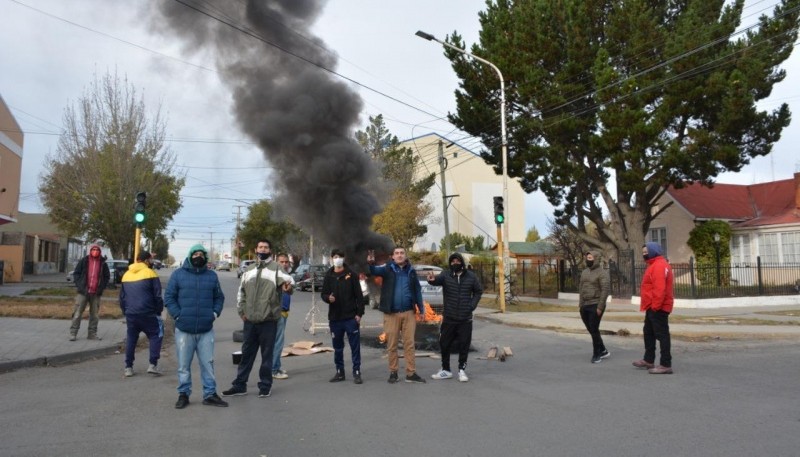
[0,342,123,374]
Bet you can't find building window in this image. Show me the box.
[758,233,779,263]
[649,227,667,257]
[781,231,800,263]
[731,234,751,265]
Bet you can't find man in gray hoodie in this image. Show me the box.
[578,250,610,363]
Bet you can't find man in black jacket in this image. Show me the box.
[427,253,483,382]
[321,249,365,384]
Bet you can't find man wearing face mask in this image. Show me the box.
[321,249,366,384]
[427,253,483,382]
[578,250,611,363]
[165,244,227,409]
[69,244,111,341]
[635,242,674,374]
[223,239,294,399]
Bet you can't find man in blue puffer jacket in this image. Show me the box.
[165,244,227,409]
[120,251,164,378]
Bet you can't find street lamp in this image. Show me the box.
[415,30,510,307]
[713,233,721,287]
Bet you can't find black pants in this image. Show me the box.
[579,304,606,356]
[643,309,672,367]
[439,320,472,371]
[233,320,277,391]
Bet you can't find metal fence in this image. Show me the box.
[472,261,561,299]
[559,256,800,299]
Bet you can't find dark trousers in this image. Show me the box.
[643,309,672,367]
[579,304,606,356]
[329,318,361,373]
[439,320,473,371]
[233,320,277,391]
[124,314,163,368]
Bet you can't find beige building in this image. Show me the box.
[0,94,22,226]
[402,133,525,252]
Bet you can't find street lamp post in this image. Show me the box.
[415,30,510,311]
[713,233,721,287]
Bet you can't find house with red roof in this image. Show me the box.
[649,172,800,268]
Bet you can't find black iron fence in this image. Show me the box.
[472,261,561,299]
[559,256,800,299]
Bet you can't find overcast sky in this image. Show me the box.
[2,0,798,261]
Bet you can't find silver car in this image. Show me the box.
[416,264,444,308]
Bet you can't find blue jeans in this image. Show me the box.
[330,318,360,373]
[272,315,286,372]
[233,320,277,391]
[175,328,217,399]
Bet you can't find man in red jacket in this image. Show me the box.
[634,242,674,374]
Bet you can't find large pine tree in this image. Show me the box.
[447,0,800,253]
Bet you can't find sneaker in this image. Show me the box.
[353,370,363,385]
[458,369,469,382]
[124,367,134,377]
[147,364,162,376]
[329,370,346,383]
[175,394,189,409]
[272,370,289,380]
[221,386,247,397]
[648,365,674,375]
[431,369,453,380]
[599,349,611,359]
[258,388,271,398]
[632,359,655,369]
[405,372,426,384]
[202,393,229,407]
[387,371,399,384]
[69,335,77,342]
[591,355,602,364]
[87,335,101,341]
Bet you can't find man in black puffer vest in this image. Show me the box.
[426,253,483,382]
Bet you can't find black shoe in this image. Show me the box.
[202,393,229,407]
[258,389,271,398]
[353,370,363,384]
[175,394,189,409]
[221,386,247,397]
[329,370,346,383]
[387,371,399,384]
[405,372,426,383]
[599,349,611,359]
[591,355,602,364]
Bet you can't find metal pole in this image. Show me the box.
[496,224,506,313]
[134,226,141,261]
[438,140,451,253]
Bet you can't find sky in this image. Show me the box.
[1,0,799,262]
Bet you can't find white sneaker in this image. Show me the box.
[147,364,162,376]
[124,367,134,377]
[458,369,469,382]
[273,370,289,380]
[431,369,452,380]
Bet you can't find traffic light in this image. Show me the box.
[493,196,504,225]
[134,192,146,224]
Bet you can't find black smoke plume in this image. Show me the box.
[153,0,393,269]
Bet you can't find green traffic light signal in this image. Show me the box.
[493,196,504,225]
[134,192,146,224]
[495,213,505,224]
[134,212,145,223]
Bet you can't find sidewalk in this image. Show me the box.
[2,277,800,373]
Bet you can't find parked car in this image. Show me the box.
[292,264,311,283]
[69,259,130,285]
[416,264,444,311]
[297,265,327,291]
[216,260,231,271]
[237,260,256,278]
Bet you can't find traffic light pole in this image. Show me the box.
[134,226,142,262]
[496,223,506,313]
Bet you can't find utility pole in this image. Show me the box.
[234,205,245,265]
[438,140,451,253]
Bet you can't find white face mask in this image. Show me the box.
[332,257,344,268]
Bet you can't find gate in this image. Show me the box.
[610,249,637,299]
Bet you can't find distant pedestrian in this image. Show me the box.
[321,249,365,384]
[69,244,111,341]
[578,250,611,364]
[272,253,292,380]
[222,239,294,399]
[427,253,482,382]
[634,242,674,374]
[120,251,164,377]
[164,244,228,409]
[368,246,427,384]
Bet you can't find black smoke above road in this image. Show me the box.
[153,0,392,267]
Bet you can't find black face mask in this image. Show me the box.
[450,263,464,273]
[257,252,271,261]
[191,256,207,268]
[642,254,649,261]
[585,260,594,268]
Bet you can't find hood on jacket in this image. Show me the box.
[644,242,664,260]
[186,243,208,262]
[448,252,465,266]
[585,250,602,267]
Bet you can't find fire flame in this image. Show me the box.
[377,302,440,343]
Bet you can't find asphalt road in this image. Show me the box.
[0,269,797,457]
